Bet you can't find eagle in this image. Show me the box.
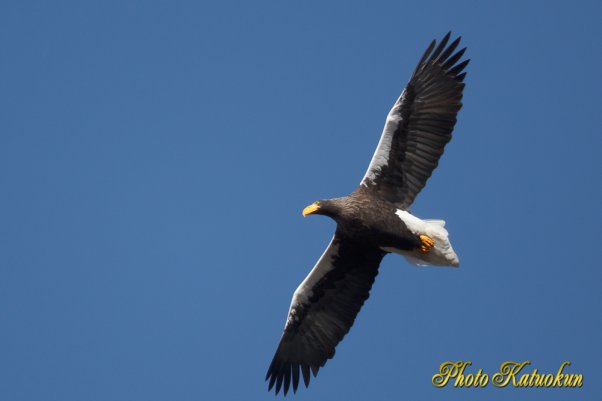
[266,32,469,395]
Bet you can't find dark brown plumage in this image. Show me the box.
[266,32,468,395]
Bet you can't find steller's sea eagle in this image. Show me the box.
[266,32,469,395]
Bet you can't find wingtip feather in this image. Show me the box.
[430,32,451,61]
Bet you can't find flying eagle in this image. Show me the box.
[266,32,469,395]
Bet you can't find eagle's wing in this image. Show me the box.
[359,32,469,209]
[266,234,385,395]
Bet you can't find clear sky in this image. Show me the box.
[1,1,600,400]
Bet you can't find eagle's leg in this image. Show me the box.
[419,234,434,254]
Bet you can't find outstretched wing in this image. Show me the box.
[266,234,385,395]
[359,32,469,210]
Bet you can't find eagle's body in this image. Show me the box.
[320,192,459,266]
[315,194,420,247]
[266,32,469,395]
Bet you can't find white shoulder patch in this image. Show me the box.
[289,237,339,310]
[361,91,407,186]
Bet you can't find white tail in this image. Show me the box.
[424,219,446,227]
[393,210,460,267]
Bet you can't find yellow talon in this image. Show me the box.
[419,234,434,254]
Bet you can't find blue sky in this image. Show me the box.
[1,1,601,400]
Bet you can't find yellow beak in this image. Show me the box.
[302,202,320,217]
